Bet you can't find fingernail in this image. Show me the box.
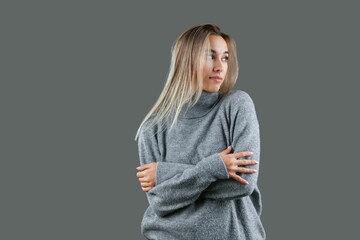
[136,167,140,169]
[255,161,259,163]
[250,152,254,154]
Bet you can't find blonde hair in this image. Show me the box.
[134,23,239,141]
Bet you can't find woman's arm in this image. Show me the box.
[137,149,257,191]
[137,91,261,217]
[138,161,197,187]
[200,91,261,200]
[138,91,261,201]
[137,121,229,218]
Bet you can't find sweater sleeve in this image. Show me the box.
[150,92,261,201]
[199,91,261,200]
[144,91,261,201]
[155,162,195,185]
[137,122,229,217]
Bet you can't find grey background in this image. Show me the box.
[1,0,359,239]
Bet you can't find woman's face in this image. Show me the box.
[202,35,229,92]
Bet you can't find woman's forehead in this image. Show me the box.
[207,49,229,55]
[207,36,228,53]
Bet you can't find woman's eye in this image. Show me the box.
[207,55,229,61]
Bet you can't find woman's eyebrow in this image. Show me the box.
[210,49,229,54]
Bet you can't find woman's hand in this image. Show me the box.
[136,162,157,192]
[219,146,258,184]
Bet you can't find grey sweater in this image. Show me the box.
[137,89,266,240]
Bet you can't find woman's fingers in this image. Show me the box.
[137,162,157,171]
[142,186,153,192]
[236,159,258,166]
[233,151,254,159]
[227,158,258,184]
[138,176,154,191]
[141,185,154,192]
[141,182,152,187]
[140,180,155,192]
[136,163,156,192]
[236,167,257,173]
[136,163,150,170]
[138,177,148,182]
[229,173,249,184]
[136,171,145,178]
[136,168,152,178]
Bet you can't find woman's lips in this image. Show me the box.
[209,77,223,83]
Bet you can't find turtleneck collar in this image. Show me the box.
[179,90,222,119]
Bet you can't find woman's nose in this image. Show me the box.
[213,56,225,71]
[213,61,223,72]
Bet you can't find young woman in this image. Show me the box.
[134,23,266,240]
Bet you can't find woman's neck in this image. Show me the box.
[179,90,221,119]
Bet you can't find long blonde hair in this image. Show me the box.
[134,23,239,141]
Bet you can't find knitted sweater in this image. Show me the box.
[137,89,266,240]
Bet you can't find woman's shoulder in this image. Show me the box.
[221,89,255,108]
[219,89,258,121]
[138,116,157,138]
[139,114,167,140]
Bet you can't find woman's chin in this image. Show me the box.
[203,85,221,92]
